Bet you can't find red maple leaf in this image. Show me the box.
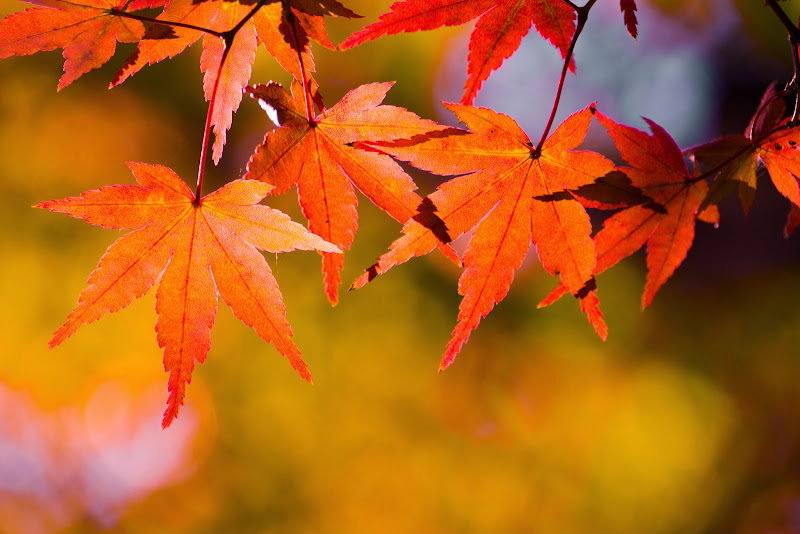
[620,0,637,39]
[691,82,800,239]
[352,104,614,368]
[340,0,576,105]
[36,163,339,427]
[110,0,359,162]
[541,109,719,311]
[690,83,788,215]
[690,135,759,214]
[243,80,459,305]
[0,0,146,89]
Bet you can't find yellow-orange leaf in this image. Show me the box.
[354,104,614,367]
[244,81,458,305]
[0,0,145,89]
[36,163,339,427]
[111,0,359,162]
[340,0,575,105]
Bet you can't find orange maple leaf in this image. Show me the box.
[0,0,146,89]
[243,80,459,305]
[340,0,576,105]
[753,123,800,208]
[111,0,359,162]
[353,104,614,368]
[36,163,339,427]
[541,109,719,311]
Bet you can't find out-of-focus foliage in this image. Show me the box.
[2,0,800,532]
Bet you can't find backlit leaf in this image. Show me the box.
[340,0,576,104]
[0,0,145,89]
[36,163,339,427]
[244,80,458,305]
[353,104,614,367]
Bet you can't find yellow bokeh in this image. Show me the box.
[2,0,800,532]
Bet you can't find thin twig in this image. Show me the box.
[194,0,268,201]
[534,0,596,153]
[765,0,800,43]
[282,0,314,121]
[195,43,229,203]
[748,85,792,141]
[110,8,225,38]
[765,0,800,122]
[222,0,268,41]
[687,121,793,185]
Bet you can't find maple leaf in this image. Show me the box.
[691,83,800,237]
[339,0,576,105]
[36,163,339,427]
[352,104,614,368]
[111,0,360,162]
[243,80,459,305]
[753,122,800,207]
[0,0,146,89]
[541,109,719,311]
[691,83,787,215]
[690,135,758,214]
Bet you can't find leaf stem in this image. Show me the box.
[686,121,792,185]
[686,3,800,190]
[748,84,793,141]
[282,0,314,121]
[195,42,230,204]
[194,0,268,202]
[110,8,225,38]
[765,0,800,122]
[534,0,596,153]
[223,0,268,41]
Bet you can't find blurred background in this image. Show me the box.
[2,0,800,532]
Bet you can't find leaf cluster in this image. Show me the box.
[4,0,800,425]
